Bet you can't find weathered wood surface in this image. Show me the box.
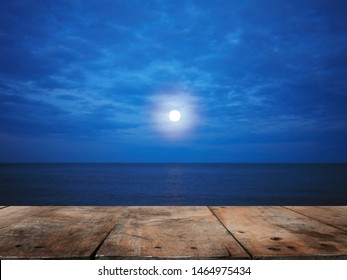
[0,206,8,209]
[210,206,347,259]
[286,206,347,232]
[0,206,54,230]
[0,206,346,259]
[96,206,250,259]
[0,207,125,259]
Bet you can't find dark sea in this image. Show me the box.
[0,163,346,205]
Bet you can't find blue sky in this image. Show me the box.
[1,0,347,162]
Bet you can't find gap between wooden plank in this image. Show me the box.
[207,206,253,259]
[210,206,347,259]
[90,207,131,259]
[96,206,250,260]
[284,206,347,233]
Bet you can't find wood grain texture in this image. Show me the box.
[1,206,346,259]
[0,207,125,259]
[210,206,347,259]
[96,206,250,259]
[286,206,347,232]
[0,206,53,230]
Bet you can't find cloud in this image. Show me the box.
[1,0,347,161]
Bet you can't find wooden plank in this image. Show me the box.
[0,206,54,230]
[0,206,8,210]
[210,206,347,259]
[0,206,126,259]
[286,206,347,232]
[96,206,250,259]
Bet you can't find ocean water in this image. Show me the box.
[0,163,346,205]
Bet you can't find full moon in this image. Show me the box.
[169,109,181,122]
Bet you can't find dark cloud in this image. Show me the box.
[0,0,347,162]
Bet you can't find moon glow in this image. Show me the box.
[169,110,181,122]
[151,91,198,139]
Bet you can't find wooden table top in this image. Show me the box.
[0,206,346,259]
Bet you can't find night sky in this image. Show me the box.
[1,0,347,163]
